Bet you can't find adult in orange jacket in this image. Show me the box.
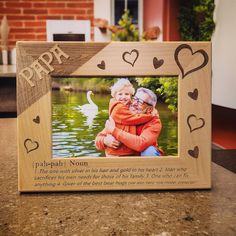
[96,98,154,156]
[96,88,162,156]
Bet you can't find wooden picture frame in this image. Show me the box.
[17,42,211,192]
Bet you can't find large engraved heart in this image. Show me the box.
[122,49,139,67]
[174,44,209,79]
[24,138,39,154]
[187,114,205,133]
[188,146,199,158]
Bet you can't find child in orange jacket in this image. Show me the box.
[95,78,155,156]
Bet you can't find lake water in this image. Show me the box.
[52,90,178,158]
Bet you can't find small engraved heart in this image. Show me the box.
[174,44,209,79]
[188,146,199,158]
[122,49,139,67]
[187,114,205,133]
[24,138,39,154]
[188,88,198,100]
[33,116,40,124]
[97,60,105,70]
[153,57,164,69]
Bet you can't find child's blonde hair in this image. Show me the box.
[110,78,135,97]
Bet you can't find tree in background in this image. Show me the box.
[156,77,178,113]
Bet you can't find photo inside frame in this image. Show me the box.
[51,77,178,158]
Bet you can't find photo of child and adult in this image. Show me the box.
[51,77,178,158]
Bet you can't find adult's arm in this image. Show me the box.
[95,129,121,150]
[111,118,162,152]
[95,129,107,150]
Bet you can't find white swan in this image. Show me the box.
[75,91,98,127]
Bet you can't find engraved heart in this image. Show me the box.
[174,44,209,79]
[188,88,198,100]
[24,139,39,154]
[33,115,40,124]
[97,60,105,70]
[122,49,139,67]
[187,114,205,133]
[188,146,199,158]
[153,57,164,69]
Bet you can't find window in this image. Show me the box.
[114,0,138,25]
[112,0,143,33]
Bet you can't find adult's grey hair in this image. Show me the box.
[136,87,157,107]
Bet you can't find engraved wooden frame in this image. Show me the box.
[17,42,211,192]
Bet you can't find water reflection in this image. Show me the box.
[74,91,99,127]
[52,90,177,158]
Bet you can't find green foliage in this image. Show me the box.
[157,77,178,113]
[136,77,161,92]
[179,0,215,41]
[112,9,139,41]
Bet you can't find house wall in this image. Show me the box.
[0,0,94,49]
[0,0,181,47]
[143,0,164,41]
[163,0,180,41]
[143,0,180,42]
[94,0,112,42]
[212,0,236,109]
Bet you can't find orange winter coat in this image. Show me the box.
[95,99,159,156]
[111,116,162,153]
